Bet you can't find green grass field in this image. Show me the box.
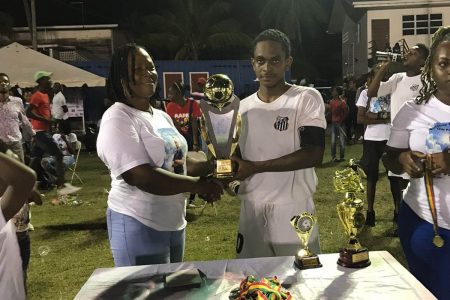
[26,141,405,300]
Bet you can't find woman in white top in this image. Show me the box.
[97,44,222,266]
[0,142,36,300]
[384,26,450,299]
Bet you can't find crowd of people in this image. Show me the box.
[0,70,82,297]
[2,26,450,299]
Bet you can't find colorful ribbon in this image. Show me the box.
[234,275,292,300]
[423,156,444,248]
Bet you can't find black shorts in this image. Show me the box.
[31,131,63,158]
[360,140,387,181]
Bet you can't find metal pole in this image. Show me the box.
[31,0,37,50]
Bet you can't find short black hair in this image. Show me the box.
[0,73,9,79]
[58,121,72,135]
[414,43,430,60]
[332,86,343,95]
[252,29,291,57]
[106,44,151,103]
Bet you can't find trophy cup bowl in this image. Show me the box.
[199,74,241,179]
[203,74,234,110]
[334,160,371,268]
[290,212,322,270]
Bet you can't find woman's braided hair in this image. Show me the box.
[416,26,450,104]
[106,44,147,103]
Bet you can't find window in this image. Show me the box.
[402,13,442,35]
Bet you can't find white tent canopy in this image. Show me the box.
[0,42,105,87]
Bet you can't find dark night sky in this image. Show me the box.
[1,0,335,27]
[0,0,341,84]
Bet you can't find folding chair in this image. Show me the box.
[69,140,83,184]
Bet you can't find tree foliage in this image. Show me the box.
[129,0,252,60]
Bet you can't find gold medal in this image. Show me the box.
[433,235,445,248]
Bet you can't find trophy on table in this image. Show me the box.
[334,159,371,268]
[290,212,322,269]
[199,74,241,179]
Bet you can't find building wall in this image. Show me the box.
[341,14,368,78]
[14,28,114,43]
[367,6,450,49]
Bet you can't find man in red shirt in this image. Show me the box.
[327,86,348,162]
[26,71,80,195]
[166,81,202,151]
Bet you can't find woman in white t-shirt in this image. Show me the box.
[0,143,36,300]
[384,27,450,299]
[97,44,223,267]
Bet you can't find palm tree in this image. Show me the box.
[259,0,328,49]
[130,0,252,60]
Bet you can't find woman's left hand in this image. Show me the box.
[430,151,450,175]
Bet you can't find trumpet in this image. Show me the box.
[375,51,403,62]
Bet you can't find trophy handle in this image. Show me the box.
[199,116,216,157]
[230,114,241,156]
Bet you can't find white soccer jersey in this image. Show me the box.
[236,85,326,258]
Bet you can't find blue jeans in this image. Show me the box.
[398,202,450,299]
[106,208,185,267]
[331,123,345,159]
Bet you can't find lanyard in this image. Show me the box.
[424,156,445,248]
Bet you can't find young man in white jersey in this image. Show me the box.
[367,44,429,229]
[232,29,326,258]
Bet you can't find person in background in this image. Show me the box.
[383,26,450,299]
[26,71,80,195]
[41,121,77,181]
[369,43,429,229]
[51,82,69,129]
[327,86,348,162]
[344,77,358,144]
[0,73,33,162]
[97,44,222,266]
[356,70,391,227]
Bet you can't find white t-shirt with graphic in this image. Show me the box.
[356,89,391,141]
[0,203,25,300]
[97,103,188,231]
[377,72,422,121]
[53,133,77,156]
[237,85,326,257]
[387,96,450,229]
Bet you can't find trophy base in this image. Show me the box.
[337,248,371,268]
[214,159,234,179]
[294,254,322,270]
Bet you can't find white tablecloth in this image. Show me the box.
[74,251,436,300]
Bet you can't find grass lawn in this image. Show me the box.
[26,141,404,300]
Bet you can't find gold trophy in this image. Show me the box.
[199,74,241,178]
[334,159,371,268]
[290,212,322,269]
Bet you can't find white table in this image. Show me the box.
[75,251,436,300]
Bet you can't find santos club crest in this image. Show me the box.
[274,116,289,131]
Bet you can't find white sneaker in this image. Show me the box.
[57,183,82,195]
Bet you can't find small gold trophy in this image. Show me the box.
[290,212,322,269]
[199,74,241,178]
[334,159,371,268]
